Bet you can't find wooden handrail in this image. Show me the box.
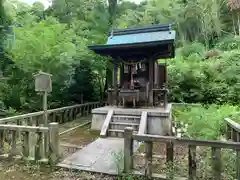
[0,111,43,123]
[133,134,240,149]
[0,124,48,132]
[100,110,113,137]
[47,102,101,113]
[138,111,148,135]
[124,127,240,180]
[225,118,240,142]
[0,101,103,124]
[225,118,240,132]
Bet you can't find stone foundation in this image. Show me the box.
[91,104,172,136]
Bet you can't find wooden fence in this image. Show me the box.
[0,122,59,163]
[225,118,240,142]
[0,101,104,162]
[0,101,104,125]
[124,127,240,180]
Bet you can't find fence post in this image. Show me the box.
[166,142,174,179]
[49,122,59,163]
[145,141,153,178]
[188,145,197,180]
[212,147,221,180]
[226,124,231,140]
[124,127,133,173]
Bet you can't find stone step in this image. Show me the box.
[112,115,141,123]
[109,122,139,131]
[108,129,138,138]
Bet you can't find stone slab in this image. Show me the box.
[58,137,141,175]
[92,104,172,117]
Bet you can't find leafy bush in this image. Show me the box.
[173,104,239,140]
[176,42,206,58]
[168,49,240,105]
[215,35,240,51]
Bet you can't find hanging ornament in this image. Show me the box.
[141,62,146,71]
[124,64,128,73]
[139,63,142,69]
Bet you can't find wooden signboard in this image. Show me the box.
[34,71,52,92]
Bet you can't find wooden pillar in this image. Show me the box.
[145,141,153,178]
[165,60,168,87]
[124,127,133,173]
[120,64,124,87]
[148,59,154,106]
[154,60,158,88]
[113,60,118,106]
[49,122,59,163]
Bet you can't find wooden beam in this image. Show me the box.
[148,59,154,106]
[133,134,240,149]
[49,122,59,163]
[166,142,174,179]
[154,61,158,87]
[211,147,221,180]
[59,121,91,136]
[22,131,30,158]
[113,61,118,106]
[0,102,102,124]
[124,127,134,173]
[138,111,148,135]
[0,112,43,123]
[100,110,113,137]
[145,141,153,178]
[237,149,240,180]
[0,124,48,132]
[188,145,197,180]
[225,118,240,132]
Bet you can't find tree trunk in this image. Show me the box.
[232,13,237,36]
[238,12,240,36]
[104,0,118,93]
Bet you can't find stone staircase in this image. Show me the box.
[107,114,140,138]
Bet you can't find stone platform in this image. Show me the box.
[91,104,172,135]
[58,137,140,174]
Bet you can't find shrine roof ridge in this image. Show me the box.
[109,23,174,36]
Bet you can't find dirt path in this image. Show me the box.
[0,161,117,180]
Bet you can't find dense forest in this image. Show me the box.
[0,0,239,114]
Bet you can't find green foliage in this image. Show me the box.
[173,104,239,140]
[176,42,206,58]
[68,60,98,103]
[0,0,239,113]
[8,17,77,74]
[168,46,240,105]
[215,35,240,50]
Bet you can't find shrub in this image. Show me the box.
[215,35,240,51]
[173,104,239,140]
[168,50,240,105]
[177,42,206,58]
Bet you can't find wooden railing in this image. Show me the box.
[124,127,240,180]
[0,101,104,125]
[0,122,59,163]
[225,118,240,142]
[138,111,148,135]
[0,102,104,162]
[100,110,113,137]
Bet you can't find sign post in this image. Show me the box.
[34,71,52,126]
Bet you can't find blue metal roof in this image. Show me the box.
[88,24,176,60]
[107,30,176,45]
